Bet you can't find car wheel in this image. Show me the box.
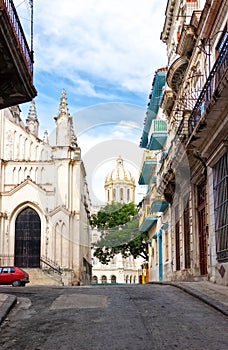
[12,280,21,287]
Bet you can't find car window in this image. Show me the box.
[2,267,10,273]
[10,267,15,273]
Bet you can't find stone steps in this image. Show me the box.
[24,268,63,286]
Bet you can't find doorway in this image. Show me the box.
[14,207,41,267]
[197,183,207,275]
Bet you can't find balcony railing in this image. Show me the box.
[188,35,228,136]
[1,0,33,75]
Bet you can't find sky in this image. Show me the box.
[14,0,168,205]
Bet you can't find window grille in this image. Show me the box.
[213,152,228,261]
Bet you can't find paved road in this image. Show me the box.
[0,284,227,350]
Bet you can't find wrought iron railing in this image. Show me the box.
[1,0,33,75]
[188,35,228,136]
[40,256,63,274]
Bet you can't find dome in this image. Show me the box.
[105,156,135,184]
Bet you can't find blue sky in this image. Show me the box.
[15,0,168,205]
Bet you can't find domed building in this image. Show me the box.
[104,156,135,204]
[92,156,143,285]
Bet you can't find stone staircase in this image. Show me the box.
[24,268,63,286]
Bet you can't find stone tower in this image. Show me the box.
[54,89,77,148]
[26,99,39,137]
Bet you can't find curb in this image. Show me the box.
[0,294,17,325]
[148,282,228,317]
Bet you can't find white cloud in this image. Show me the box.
[16,0,167,96]
[14,0,168,206]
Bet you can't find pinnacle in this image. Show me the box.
[27,99,38,121]
[58,88,69,116]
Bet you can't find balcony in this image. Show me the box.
[0,0,37,109]
[148,120,167,150]
[188,34,228,141]
[176,10,201,57]
[176,25,196,57]
[138,159,157,185]
[139,215,158,232]
[176,109,191,144]
[139,205,158,232]
[161,88,174,116]
[140,69,167,148]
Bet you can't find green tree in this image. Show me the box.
[90,202,148,264]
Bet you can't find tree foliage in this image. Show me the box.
[90,202,148,264]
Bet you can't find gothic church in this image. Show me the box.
[0,90,91,285]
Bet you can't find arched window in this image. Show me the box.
[55,223,62,266]
[111,275,116,284]
[101,275,107,284]
[127,189,130,202]
[92,276,98,284]
[120,188,123,201]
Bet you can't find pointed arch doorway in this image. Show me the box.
[15,207,41,267]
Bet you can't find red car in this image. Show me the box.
[0,266,30,287]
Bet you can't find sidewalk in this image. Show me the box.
[0,293,17,324]
[150,280,228,317]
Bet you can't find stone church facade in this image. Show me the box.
[0,90,92,285]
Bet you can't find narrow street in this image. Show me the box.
[0,284,227,350]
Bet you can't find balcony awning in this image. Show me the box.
[138,159,157,185]
[140,70,166,148]
[139,216,158,232]
[140,130,149,148]
[148,132,168,150]
[150,200,169,213]
[161,222,169,230]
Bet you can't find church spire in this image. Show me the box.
[26,99,39,136]
[55,89,78,147]
[56,88,69,119]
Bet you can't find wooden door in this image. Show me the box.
[197,183,207,275]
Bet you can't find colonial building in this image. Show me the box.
[139,0,228,285]
[0,90,92,285]
[92,156,143,284]
[138,68,170,282]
